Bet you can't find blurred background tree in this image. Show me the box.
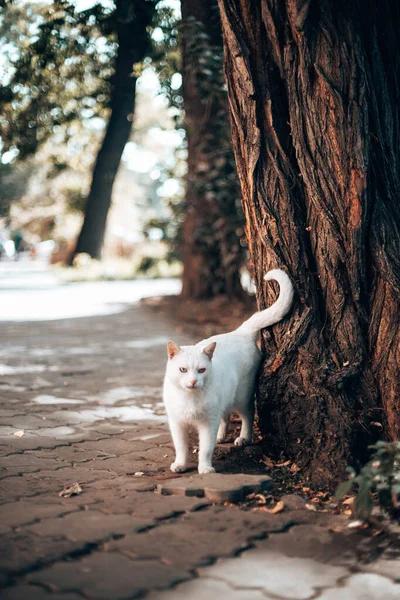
[70,0,158,262]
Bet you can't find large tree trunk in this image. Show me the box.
[218,0,400,487]
[180,0,244,298]
[70,0,156,263]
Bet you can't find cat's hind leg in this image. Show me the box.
[234,401,254,447]
[169,420,189,473]
[216,412,230,444]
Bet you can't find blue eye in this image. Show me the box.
[179,367,187,373]
[198,368,206,373]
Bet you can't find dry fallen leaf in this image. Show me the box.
[265,500,285,514]
[134,472,145,477]
[261,456,274,468]
[342,497,355,506]
[290,463,301,473]
[372,529,383,537]
[305,503,318,512]
[343,509,353,516]
[13,430,24,437]
[248,493,268,505]
[59,482,82,498]
[275,460,291,467]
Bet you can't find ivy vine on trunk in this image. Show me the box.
[180,0,244,298]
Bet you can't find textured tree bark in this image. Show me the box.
[180,0,244,298]
[69,0,156,263]
[218,0,400,487]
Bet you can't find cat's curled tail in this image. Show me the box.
[236,269,294,336]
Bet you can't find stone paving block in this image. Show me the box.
[139,446,176,465]
[91,423,140,436]
[28,466,120,485]
[132,432,171,445]
[0,427,28,439]
[28,551,190,599]
[318,573,400,600]
[85,454,148,475]
[0,500,79,534]
[255,524,358,567]
[26,509,148,542]
[0,467,118,506]
[77,437,153,456]
[0,409,28,418]
[86,475,158,493]
[0,467,120,505]
[0,531,82,574]
[107,520,256,570]
[147,577,271,600]
[1,585,83,600]
[95,490,210,519]
[358,548,400,582]
[0,437,71,452]
[33,428,107,442]
[0,415,58,430]
[177,503,296,536]
[0,454,66,477]
[27,446,117,464]
[197,548,349,599]
[158,473,273,503]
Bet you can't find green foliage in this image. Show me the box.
[63,186,87,214]
[0,161,34,216]
[336,441,400,520]
[0,0,114,159]
[150,5,182,112]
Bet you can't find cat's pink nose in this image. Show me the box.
[189,379,197,387]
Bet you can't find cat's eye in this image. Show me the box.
[198,368,206,373]
[179,367,187,373]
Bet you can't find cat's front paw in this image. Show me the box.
[234,436,248,447]
[198,466,215,474]
[170,462,187,473]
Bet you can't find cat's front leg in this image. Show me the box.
[198,420,219,474]
[169,419,189,473]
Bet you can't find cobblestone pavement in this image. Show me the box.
[1,269,399,599]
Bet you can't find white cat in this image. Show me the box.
[163,269,294,474]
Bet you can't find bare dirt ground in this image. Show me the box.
[1,284,399,599]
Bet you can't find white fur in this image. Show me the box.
[163,269,294,474]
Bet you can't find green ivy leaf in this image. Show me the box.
[335,479,353,500]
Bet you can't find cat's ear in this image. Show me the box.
[167,341,181,359]
[202,341,217,360]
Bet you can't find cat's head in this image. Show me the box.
[165,341,216,391]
